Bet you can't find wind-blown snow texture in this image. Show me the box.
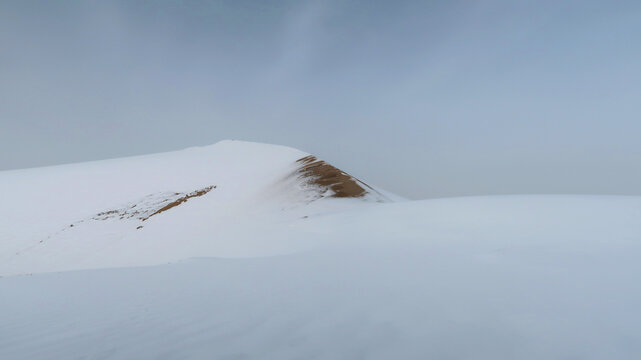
[1,141,641,359]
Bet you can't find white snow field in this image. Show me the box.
[1,140,641,359]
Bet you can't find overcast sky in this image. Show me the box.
[1,0,640,199]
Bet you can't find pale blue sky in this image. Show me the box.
[1,0,640,199]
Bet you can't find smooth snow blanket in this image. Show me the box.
[2,195,641,359]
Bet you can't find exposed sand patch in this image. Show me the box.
[89,185,216,224]
[142,186,214,221]
[295,155,371,198]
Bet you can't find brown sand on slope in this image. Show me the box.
[295,155,369,198]
[92,185,216,224]
[142,186,215,221]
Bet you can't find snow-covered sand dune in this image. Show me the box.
[0,140,392,276]
[1,141,641,359]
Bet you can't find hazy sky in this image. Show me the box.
[1,0,640,199]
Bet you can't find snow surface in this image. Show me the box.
[1,141,641,359]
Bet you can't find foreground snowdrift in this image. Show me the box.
[1,141,641,359]
[2,196,641,359]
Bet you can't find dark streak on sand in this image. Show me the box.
[90,185,216,224]
[142,186,215,221]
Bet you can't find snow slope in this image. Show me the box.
[1,141,641,359]
[0,140,392,276]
